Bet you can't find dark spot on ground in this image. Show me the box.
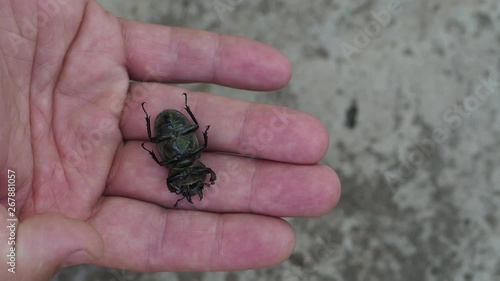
[225,272,239,281]
[445,18,466,35]
[302,45,330,59]
[403,47,414,56]
[177,272,205,281]
[289,252,306,267]
[345,99,358,129]
[474,12,492,29]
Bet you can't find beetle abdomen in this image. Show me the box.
[154,109,199,164]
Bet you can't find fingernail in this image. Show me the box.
[63,250,95,267]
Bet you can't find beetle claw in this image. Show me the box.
[174,197,184,208]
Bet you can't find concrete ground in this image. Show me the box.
[52,1,500,280]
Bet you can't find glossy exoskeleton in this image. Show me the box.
[141,93,216,207]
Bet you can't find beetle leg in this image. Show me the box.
[204,168,216,185]
[191,167,217,185]
[168,171,188,181]
[141,102,154,141]
[142,103,173,143]
[178,124,199,136]
[182,93,200,125]
[141,143,163,165]
[198,189,204,201]
[186,195,193,204]
[173,126,210,159]
[208,169,217,184]
[174,197,185,208]
[202,125,210,148]
[162,154,185,166]
[167,146,205,164]
[167,171,188,191]
[167,172,188,194]
[184,146,206,158]
[150,134,172,143]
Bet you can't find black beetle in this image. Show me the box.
[141,93,216,207]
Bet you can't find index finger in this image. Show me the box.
[120,19,292,90]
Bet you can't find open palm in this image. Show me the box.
[0,1,340,280]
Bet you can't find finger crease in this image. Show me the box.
[209,215,225,269]
[247,160,260,213]
[211,33,222,83]
[236,103,252,154]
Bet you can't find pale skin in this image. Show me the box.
[0,0,341,280]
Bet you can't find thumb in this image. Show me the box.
[1,207,104,281]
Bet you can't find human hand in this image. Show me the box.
[0,1,340,280]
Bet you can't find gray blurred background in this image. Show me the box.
[53,1,500,280]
